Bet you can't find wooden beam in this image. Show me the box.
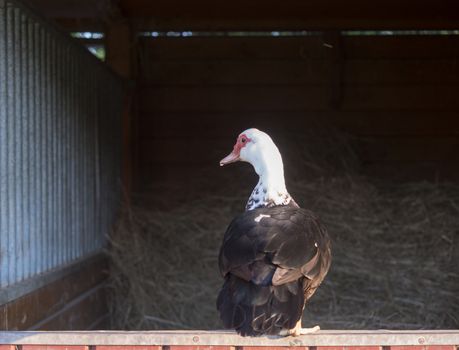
[26,0,459,30]
[105,17,137,195]
[1,330,459,346]
[123,0,459,30]
[105,20,132,78]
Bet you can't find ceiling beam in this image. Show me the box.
[26,0,459,31]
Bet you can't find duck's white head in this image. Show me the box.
[220,128,295,210]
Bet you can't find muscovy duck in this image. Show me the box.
[217,128,331,337]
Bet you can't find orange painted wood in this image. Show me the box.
[32,347,87,350]
[389,347,457,350]
[96,347,161,350]
[317,347,382,350]
[169,347,232,350]
[244,347,309,350]
[0,346,16,350]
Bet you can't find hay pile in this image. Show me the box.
[107,131,459,330]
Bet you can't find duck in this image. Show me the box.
[216,128,331,337]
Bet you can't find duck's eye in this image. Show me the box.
[241,137,247,143]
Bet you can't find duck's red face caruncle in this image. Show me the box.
[220,133,251,166]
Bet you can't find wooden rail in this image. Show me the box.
[0,330,459,347]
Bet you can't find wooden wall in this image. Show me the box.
[137,34,459,182]
[0,255,108,330]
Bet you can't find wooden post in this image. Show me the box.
[105,16,136,201]
[105,19,132,78]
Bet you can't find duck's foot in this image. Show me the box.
[279,320,320,337]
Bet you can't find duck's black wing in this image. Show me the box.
[217,205,331,336]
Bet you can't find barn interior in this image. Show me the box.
[1,0,459,331]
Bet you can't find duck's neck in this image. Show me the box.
[245,157,295,211]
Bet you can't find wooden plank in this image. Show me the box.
[140,36,459,61]
[396,348,458,350]
[345,60,459,85]
[0,346,15,350]
[140,60,330,86]
[135,17,459,31]
[333,111,459,135]
[140,86,329,112]
[0,308,6,329]
[33,284,108,330]
[22,346,88,350]
[244,347,308,350]
[357,136,459,162]
[105,20,132,78]
[105,20,137,194]
[363,160,459,181]
[343,36,459,59]
[96,347,161,350]
[140,85,459,112]
[315,347,381,350]
[141,135,459,165]
[140,59,459,86]
[140,137,228,164]
[342,86,459,110]
[1,255,108,330]
[139,111,459,137]
[169,347,232,350]
[1,330,459,346]
[140,60,458,87]
[139,111,321,137]
[139,37,327,61]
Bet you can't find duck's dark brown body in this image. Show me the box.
[217,204,331,336]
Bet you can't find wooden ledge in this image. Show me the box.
[0,330,458,346]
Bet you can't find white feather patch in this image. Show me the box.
[254,214,271,223]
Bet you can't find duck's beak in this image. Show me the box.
[220,150,240,166]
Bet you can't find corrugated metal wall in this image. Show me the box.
[0,0,123,288]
